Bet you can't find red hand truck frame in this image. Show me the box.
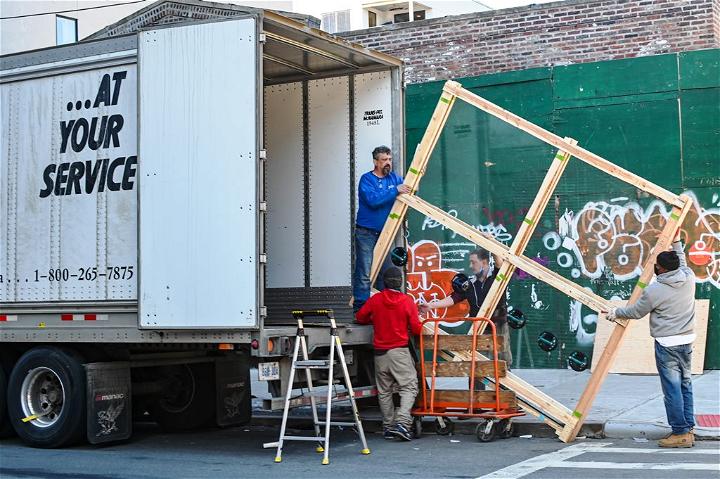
[412,317,524,441]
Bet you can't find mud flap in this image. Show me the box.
[86,362,132,444]
[215,350,251,426]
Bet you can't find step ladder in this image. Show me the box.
[263,309,370,465]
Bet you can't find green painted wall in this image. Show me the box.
[404,49,720,369]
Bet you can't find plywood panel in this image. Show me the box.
[591,299,709,374]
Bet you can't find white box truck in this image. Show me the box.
[0,10,404,447]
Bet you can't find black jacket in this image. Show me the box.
[449,265,508,323]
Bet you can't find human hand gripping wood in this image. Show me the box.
[397,184,412,195]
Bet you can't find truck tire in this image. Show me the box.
[149,363,215,431]
[0,365,13,438]
[7,347,86,448]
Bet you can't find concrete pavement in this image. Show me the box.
[1,426,718,479]
[252,368,720,440]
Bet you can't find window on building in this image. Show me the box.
[56,15,77,45]
[321,10,351,34]
[368,10,377,28]
[393,10,425,23]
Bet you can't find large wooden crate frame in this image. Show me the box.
[370,80,693,443]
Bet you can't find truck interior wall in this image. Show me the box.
[263,71,395,324]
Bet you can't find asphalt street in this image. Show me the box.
[1,424,718,479]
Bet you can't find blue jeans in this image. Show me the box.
[655,341,695,435]
[353,226,393,313]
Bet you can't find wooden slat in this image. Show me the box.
[473,141,576,335]
[431,389,517,408]
[368,85,458,284]
[429,360,507,378]
[422,334,504,351]
[401,194,613,312]
[444,81,684,208]
[559,194,694,443]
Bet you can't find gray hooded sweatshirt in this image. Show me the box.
[615,241,695,338]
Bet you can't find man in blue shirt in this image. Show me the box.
[353,146,411,313]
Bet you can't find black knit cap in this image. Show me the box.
[656,251,680,271]
[383,267,403,291]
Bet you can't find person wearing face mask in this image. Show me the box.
[605,233,696,448]
[419,246,512,368]
[352,146,411,313]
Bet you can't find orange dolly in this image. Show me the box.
[411,317,524,441]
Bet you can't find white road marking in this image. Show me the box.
[577,446,720,455]
[476,442,612,479]
[476,442,720,479]
[553,461,720,471]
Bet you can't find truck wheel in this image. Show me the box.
[150,363,215,431]
[7,347,86,448]
[0,365,13,438]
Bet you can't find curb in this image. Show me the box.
[251,413,604,440]
[604,420,720,441]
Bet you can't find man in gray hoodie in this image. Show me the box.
[606,235,696,448]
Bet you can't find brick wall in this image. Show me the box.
[714,0,720,46]
[340,0,719,84]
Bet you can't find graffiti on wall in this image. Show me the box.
[544,191,720,289]
[406,240,469,322]
[408,191,720,350]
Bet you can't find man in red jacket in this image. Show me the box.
[355,267,422,441]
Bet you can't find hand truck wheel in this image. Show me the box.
[412,417,423,439]
[435,417,454,436]
[475,419,496,442]
[498,419,514,439]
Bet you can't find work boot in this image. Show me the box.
[658,432,693,448]
[690,428,696,445]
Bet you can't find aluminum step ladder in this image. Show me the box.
[263,309,370,465]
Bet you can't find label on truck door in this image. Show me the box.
[1,66,138,302]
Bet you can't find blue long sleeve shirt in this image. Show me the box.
[356,171,404,232]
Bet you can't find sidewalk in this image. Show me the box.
[511,369,720,440]
[251,368,720,440]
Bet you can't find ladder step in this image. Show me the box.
[317,421,356,427]
[281,436,325,442]
[294,360,332,369]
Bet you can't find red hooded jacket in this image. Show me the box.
[355,289,423,351]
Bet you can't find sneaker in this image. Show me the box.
[383,427,395,440]
[658,432,693,448]
[390,423,412,441]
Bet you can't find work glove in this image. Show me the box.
[605,308,617,321]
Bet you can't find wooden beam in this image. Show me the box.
[368,85,458,284]
[428,360,507,378]
[443,81,684,208]
[473,140,576,335]
[558,194,694,442]
[430,389,517,407]
[400,194,613,313]
[422,334,504,351]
